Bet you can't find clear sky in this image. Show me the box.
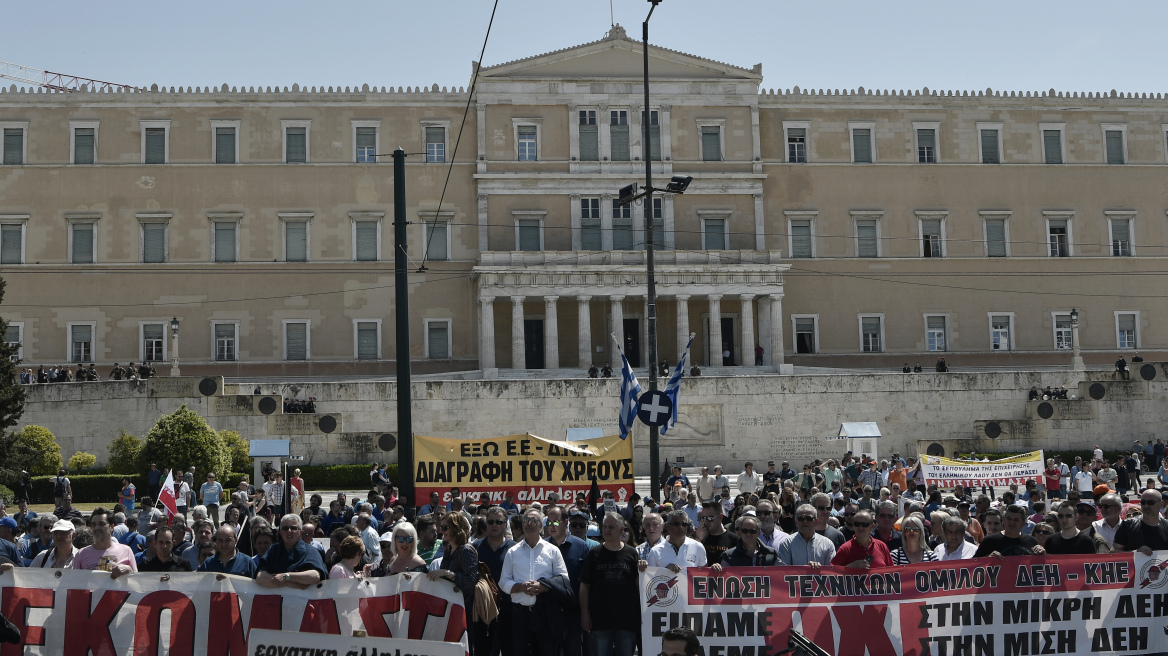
[3,0,1167,94]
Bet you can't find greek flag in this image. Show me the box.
[661,333,695,435]
[613,335,641,440]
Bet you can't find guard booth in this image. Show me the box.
[249,439,289,485]
[835,422,881,463]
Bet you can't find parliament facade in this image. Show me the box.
[0,27,1163,377]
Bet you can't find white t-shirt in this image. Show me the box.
[1093,448,1103,462]
[1057,463,1071,489]
[647,537,707,571]
[1074,470,1095,493]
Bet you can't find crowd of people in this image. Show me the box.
[19,362,156,384]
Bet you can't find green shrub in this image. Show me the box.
[296,464,395,490]
[0,484,13,505]
[107,430,144,475]
[14,425,61,475]
[220,430,252,473]
[32,475,138,505]
[140,405,230,482]
[67,452,98,471]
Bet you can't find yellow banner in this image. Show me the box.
[919,450,1045,487]
[413,433,634,506]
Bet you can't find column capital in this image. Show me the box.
[707,294,723,302]
[477,193,489,202]
[577,295,592,303]
[569,193,581,201]
[740,293,755,302]
[768,293,784,301]
[479,294,496,303]
[511,295,525,303]
[610,295,625,302]
[543,295,559,303]
[675,295,690,302]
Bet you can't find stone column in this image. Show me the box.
[544,296,559,369]
[675,295,690,362]
[769,293,785,368]
[511,296,525,369]
[758,296,772,366]
[740,294,755,367]
[578,296,592,368]
[708,294,722,366]
[479,296,495,370]
[610,296,625,362]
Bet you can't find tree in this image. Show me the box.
[220,430,252,473]
[107,430,144,474]
[13,425,61,475]
[67,451,97,471]
[140,405,230,481]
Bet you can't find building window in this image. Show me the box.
[352,220,379,261]
[282,121,310,163]
[424,221,448,261]
[140,222,168,263]
[990,314,1013,351]
[211,120,240,164]
[1047,218,1070,257]
[650,198,664,250]
[920,218,943,258]
[1102,124,1126,165]
[70,121,99,165]
[70,222,96,264]
[515,216,543,251]
[69,324,94,362]
[353,121,380,163]
[5,323,22,361]
[284,321,310,360]
[925,316,948,352]
[983,215,1008,257]
[855,219,879,258]
[788,217,814,258]
[0,122,26,164]
[580,198,601,250]
[140,120,170,164]
[977,123,1002,164]
[641,110,661,161]
[0,221,24,264]
[700,214,728,250]
[610,110,629,161]
[1116,313,1138,349]
[1109,216,1132,257]
[1053,314,1073,350]
[283,218,310,262]
[612,199,634,250]
[213,323,237,361]
[213,221,237,263]
[914,124,939,163]
[579,111,598,161]
[1040,123,1065,164]
[860,316,883,353]
[784,121,809,163]
[424,125,446,162]
[425,319,451,359]
[142,323,165,362]
[355,321,380,360]
[517,125,538,161]
[698,121,724,162]
[849,123,874,163]
[793,316,818,354]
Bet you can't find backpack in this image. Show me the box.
[53,477,65,497]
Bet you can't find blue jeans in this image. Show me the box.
[588,629,636,656]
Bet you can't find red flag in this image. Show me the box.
[158,470,178,519]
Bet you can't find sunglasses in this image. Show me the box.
[852,521,873,528]
[739,528,759,534]
[280,526,299,532]
[522,517,542,525]
[1033,530,1053,536]
[395,535,414,543]
[814,506,830,511]
[486,519,506,526]
[547,520,563,527]
[904,528,922,534]
[796,516,815,522]
[757,510,774,516]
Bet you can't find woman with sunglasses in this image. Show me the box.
[376,522,427,575]
[1029,520,1055,549]
[429,514,480,641]
[890,516,937,565]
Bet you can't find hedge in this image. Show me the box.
[296,464,397,490]
[31,475,138,506]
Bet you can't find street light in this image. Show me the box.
[643,0,663,500]
[1069,308,1085,372]
[169,316,181,377]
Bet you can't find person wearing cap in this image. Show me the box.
[29,519,78,568]
[0,517,23,568]
[568,511,598,549]
[663,466,690,498]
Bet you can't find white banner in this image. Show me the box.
[248,628,465,656]
[919,450,1045,488]
[0,569,467,655]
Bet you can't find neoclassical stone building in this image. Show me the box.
[0,26,1163,376]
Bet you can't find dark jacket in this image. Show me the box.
[720,542,779,567]
[530,573,575,634]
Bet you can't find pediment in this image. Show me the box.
[480,26,761,82]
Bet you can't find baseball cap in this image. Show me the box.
[51,519,76,533]
[569,510,589,521]
[0,517,16,530]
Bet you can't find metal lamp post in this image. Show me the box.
[1070,308,1085,371]
[169,316,181,377]
[642,0,663,500]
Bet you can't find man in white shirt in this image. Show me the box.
[695,467,715,502]
[500,509,570,656]
[1092,493,1123,549]
[755,500,789,549]
[355,513,381,564]
[736,462,762,496]
[636,512,665,559]
[642,510,706,573]
[933,517,977,560]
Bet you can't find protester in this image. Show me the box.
[755,499,789,548]
[1044,503,1097,554]
[890,516,937,564]
[72,508,137,576]
[29,519,77,568]
[1092,493,1124,549]
[974,505,1045,558]
[329,535,366,580]
[200,473,224,527]
[256,515,327,588]
[643,510,705,573]
[416,514,443,565]
[1112,489,1168,554]
[778,504,835,566]
[197,524,257,576]
[500,508,570,656]
[580,512,640,656]
[697,502,736,563]
[933,517,977,560]
[716,515,778,567]
[140,527,192,572]
[832,510,891,568]
[472,506,514,656]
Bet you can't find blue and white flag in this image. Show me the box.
[661,333,695,435]
[612,334,641,440]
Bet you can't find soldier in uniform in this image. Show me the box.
[109,364,123,380]
[86,363,98,381]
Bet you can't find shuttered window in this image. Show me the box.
[424,223,448,261]
[285,322,308,360]
[285,128,307,163]
[285,222,308,261]
[4,325,19,350]
[71,325,93,362]
[1111,219,1131,256]
[861,317,882,353]
[143,324,164,362]
[517,220,541,251]
[651,199,664,250]
[612,220,634,250]
[72,224,94,263]
[579,111,598,161]
[790,220,812,258]
[580,198,601,250]
[0,225,21,264]
[427,321,450,359]
[356,322,379,359]
[795,318,816,354]
[610,111,629,161]
[921,219,942,258]
[425,127,445,162]
[1117,314,1137,349]
[1105,130,1125,164]
[356,127,376,162]
[214,223,236,262]
[856,220,878,258]
[3,129,23,165]
[215,128,236,164]
[144,128,166,164]
[917,129,936,163]
[142,224,167,263]
[787,128,806,163]
[642,111,660,161]
[74,128,95,164]
[700,126,721,161]
[703,219,726,250]
[926,316,947,352]
[1043,130,1063,164]
[517,126,537,161]
[215,324,236,361]
[980,129,999,164]
[852,128,872,163]
[985,219,1007,257]
[355,221,378,261]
